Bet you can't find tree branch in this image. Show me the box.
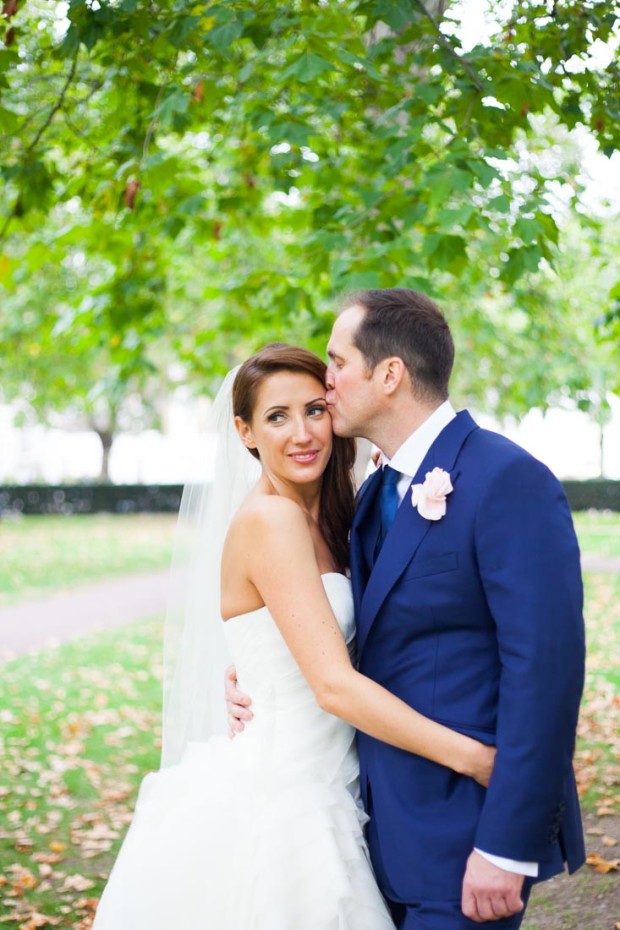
[0,52,79,243]
[27,50,80,154]
[0,210,14,242]
[72,80,105,110]
[412,0,485,91]
[62,110,99,151]
[439,92,478,150]
[142,84,165,165]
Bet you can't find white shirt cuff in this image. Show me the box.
[474,848,539,877]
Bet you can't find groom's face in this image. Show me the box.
[326,305,380,439]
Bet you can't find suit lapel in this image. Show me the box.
[357,410,479,656]
[357,486,432,655]
[350,468,383,612]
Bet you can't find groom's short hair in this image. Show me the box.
[342,288,454,401]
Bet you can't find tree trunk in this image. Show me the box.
[95,429,114,483]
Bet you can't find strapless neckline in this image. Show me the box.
[223,573,350,625]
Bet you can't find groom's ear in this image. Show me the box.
[234,416,257,451]
[381,357,406,396]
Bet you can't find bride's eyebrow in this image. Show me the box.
[263,397,326,415]
[263,404,289,414]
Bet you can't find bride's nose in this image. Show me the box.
[291,417,312,444]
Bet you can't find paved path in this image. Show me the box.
[0,555,618,662]
[0,569,170,661]
[581,554,620,573]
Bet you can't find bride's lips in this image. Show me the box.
[288,450,321,464]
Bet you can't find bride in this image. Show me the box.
[92,343,494,929]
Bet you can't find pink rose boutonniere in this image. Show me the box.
[411,467,453,521]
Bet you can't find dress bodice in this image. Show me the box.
[224,573,355,685]
[223,573,357,786]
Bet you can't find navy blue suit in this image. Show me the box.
[351,411,585,923]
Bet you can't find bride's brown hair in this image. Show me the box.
[233,343,356,573]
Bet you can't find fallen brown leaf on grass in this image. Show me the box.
[596,805,616,816]
[60,874,95,893]
[18,914,61,929]
[0,908,61,928]
[47,842,65,853]
[586,852,620,873]
[5,864,37,892]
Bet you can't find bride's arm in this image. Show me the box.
[241,497,494,787]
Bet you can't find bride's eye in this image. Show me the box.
[308,405,327,417]
[267,411,285,423]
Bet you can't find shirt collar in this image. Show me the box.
[384,400,456,480]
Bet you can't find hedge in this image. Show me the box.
[0,484,184,515]
[1,480,619,515]
[560,480,620,513]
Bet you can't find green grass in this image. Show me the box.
[0,511,616,609]
[573,511,620,559]
[574,572,620,813]
[0,617,163,925]
[0,514,176,605]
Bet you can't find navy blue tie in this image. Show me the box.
[376,465,401,557]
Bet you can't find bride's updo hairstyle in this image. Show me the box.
[233,343,356,573]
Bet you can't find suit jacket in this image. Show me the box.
[351,410,586,903]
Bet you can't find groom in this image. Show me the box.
[229,288,586,928]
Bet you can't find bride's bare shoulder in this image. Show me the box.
[230,492,306,535]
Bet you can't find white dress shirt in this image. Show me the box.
[383,400,456,500]
[379,401,538,878]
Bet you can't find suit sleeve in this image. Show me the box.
[473,454,585,862]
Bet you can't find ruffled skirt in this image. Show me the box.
[92,736,395,929]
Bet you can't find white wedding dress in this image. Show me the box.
[93,573,395,929]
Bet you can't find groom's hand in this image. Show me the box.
[461,851,524,923]
[224,665,253,738]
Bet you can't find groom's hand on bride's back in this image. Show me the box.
[225,665,253,738]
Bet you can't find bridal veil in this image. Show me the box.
[161,367,261,767]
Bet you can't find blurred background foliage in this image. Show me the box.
[0,0,619,474]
